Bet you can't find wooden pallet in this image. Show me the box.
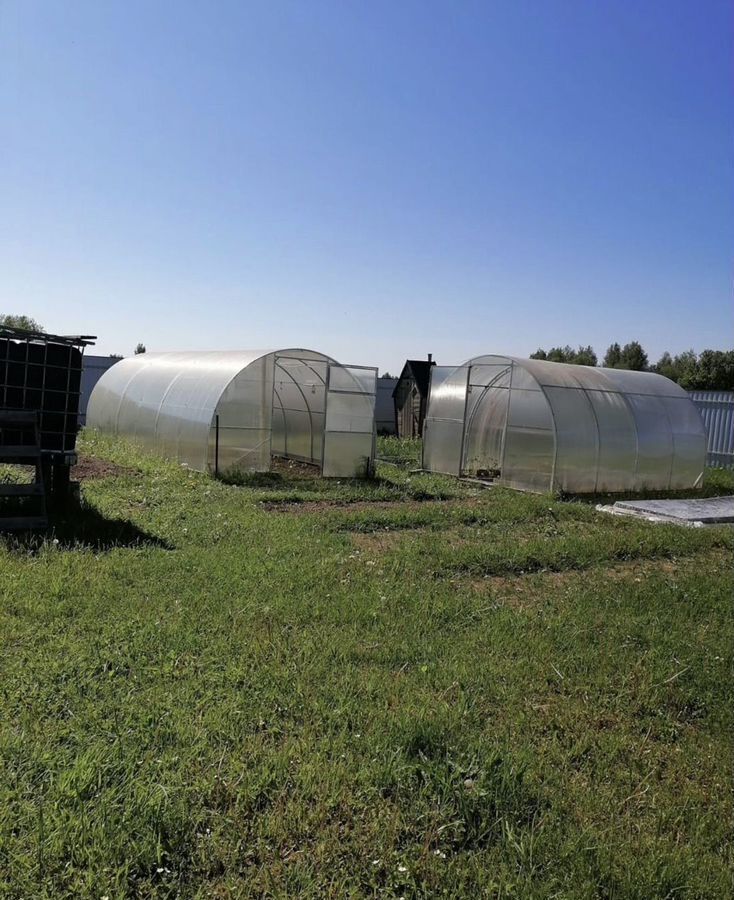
[0,410,48,530]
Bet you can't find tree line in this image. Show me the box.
[529,342,734,390]
[1,313,731,391]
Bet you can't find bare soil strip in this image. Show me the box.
[71,456,139,481]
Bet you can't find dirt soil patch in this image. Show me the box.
[72,456,138,481]
[269,456,322,477]
[351,530,424,552]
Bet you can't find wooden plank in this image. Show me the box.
[0,446,43,459]
[0,483,44,496]
[0,410,38,424]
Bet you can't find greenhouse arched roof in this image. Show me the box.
[422,354,706,493]
[87,349,377,477]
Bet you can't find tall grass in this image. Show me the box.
[0,431,731,898]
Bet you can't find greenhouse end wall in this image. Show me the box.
[422,355,707,494]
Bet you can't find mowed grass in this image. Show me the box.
[0,432,732,899]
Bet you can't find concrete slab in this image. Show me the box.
[597,495,734,526]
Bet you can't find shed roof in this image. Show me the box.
[392,359,435,403]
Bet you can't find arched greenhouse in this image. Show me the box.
[422,355,707,493]
[87,350,377,478]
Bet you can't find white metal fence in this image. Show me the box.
[80,355,122,425]
[689,390,734,469]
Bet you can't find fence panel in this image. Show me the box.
[689,390,734,469]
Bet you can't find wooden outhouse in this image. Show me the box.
[392,356,435,438]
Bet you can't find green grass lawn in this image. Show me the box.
[1,432,732,899]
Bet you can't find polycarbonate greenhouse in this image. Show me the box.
[87,350,377,478]
[422,355,707,493]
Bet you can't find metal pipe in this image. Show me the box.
[215,414,220,477]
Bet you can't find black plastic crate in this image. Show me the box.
[0,327,95,459]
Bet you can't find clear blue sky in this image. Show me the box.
[1,0,731,373]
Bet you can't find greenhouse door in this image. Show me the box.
[322,364,377,478]
[422,366,470,475]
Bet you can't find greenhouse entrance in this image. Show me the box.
[322,363,377,477]
[270,355,377,478]
[420,362,515,478]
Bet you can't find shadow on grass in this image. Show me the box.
[220,469,456,504]
[219,469,312,489]
[220,457,328,489]
[219,468,385,493]
[562,467,734,506]
[0,498,172,553]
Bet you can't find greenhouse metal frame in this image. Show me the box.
[87,349,377,478]
[422,355,707,493]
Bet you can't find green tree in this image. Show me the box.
[574,345,598,367]
[604,341,648,371]
[654,350,674,379]
[654,349,697,384]
[603,342,622,368]
[0,313,43,331]
[530,345,597,366]
[688,350,734,390]
[618,341,648,371]
[653,349,734,389]
[530,346,574,363]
